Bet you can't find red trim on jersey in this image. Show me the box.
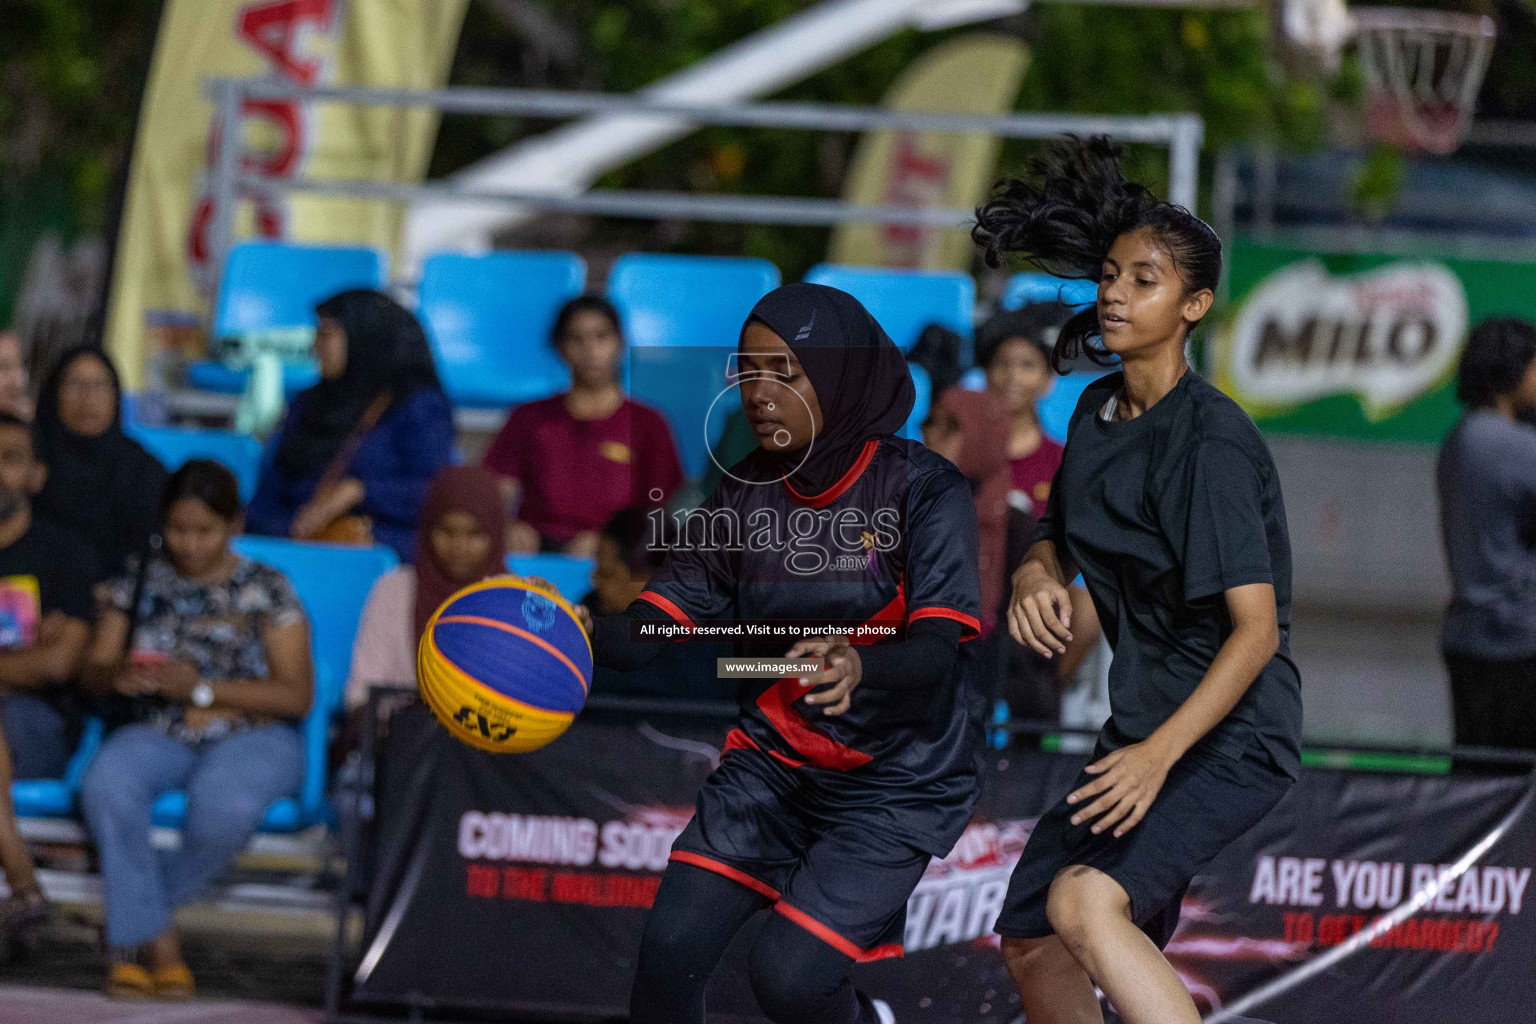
[766,748,808,769]
[755,680,874,771]
[908,606,982,639]
[636,590,695,631]
[782,439,879,508]
[773,902,904,962]
[669,852,780,901]
[723,727,808,768]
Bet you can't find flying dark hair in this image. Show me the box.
[973,135,1223,374]
[552,295,624,349]
[160,459,242,523]
[1456,317,1536,409]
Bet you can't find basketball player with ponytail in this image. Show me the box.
[975,137,1302,1024]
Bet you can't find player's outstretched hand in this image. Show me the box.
[1007,561,1073,658]
[1066,740,1175,838]
[573,603,593,634]
[786,634,862,717]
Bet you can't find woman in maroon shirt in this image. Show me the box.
[978,308,1102,698]
[483,296,683,557]
[978,307,1069,517]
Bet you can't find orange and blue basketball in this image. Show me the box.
[417,576,592,753]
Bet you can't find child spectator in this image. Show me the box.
[1438,317,1536,752]
[346,466,506,709]
[247,290,454,563]
[582,508,730,701]
[923,387,1011,640]
[0,412,96,779]
[80,461,312,1000]
[0,330,32,421]
[977,307,1072,515]
[33,346,166,578]
[976,309,1103,721]
[484,297,683,559]
[0,411,96,943]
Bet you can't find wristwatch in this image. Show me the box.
[190,681,216,709]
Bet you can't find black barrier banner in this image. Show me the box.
[352,706,1535,1023]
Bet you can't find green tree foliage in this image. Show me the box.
[0,0,162,322]
[0,0,163,233]
[439,1,1337,277]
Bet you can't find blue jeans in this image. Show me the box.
[0,694,72,780]
[80,723,305,947]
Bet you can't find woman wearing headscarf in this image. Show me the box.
[923,387,1011,640]
[246,290,454,562]
[577,283,983,1024]
[34,346,166,578]
[344,466,506,710]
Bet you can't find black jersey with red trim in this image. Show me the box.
[638,436,984,855]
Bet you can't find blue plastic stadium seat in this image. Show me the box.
[418,251,586,408]
[607,254,781,479]
[506,553,596,606]
[187,241,387,396]
[124,424,264,503]
[803,264,975,356]
[1000,272,1097,311]
[11,717,104,819]
[905,364,931,441]
[185,360,320,397]
[144,538,398,833]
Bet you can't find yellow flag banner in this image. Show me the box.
[105,0,469,389]
[828,34,1029,272]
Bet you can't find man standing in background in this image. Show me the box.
[1438,317,1536,753]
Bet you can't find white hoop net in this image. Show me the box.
[1352,8,1497,154]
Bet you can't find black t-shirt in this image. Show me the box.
[0,512,98,651]
[640,437,984,855]
[1036,371,1302,778]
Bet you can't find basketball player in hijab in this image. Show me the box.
[581,283,983,1024]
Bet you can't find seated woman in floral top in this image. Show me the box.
[79,460,312,1001]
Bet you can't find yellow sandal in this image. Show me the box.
[151,961,196,1000]
[105,960,155,1000]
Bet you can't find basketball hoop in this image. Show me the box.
[1353,8,1496,155]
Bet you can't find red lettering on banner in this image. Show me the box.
[238,0,333,83]
[472,863,664,908]
[501,867,548,901]
[188,0,339,285]
[465,864,499,899]
[1278,911,1505,954]
[880,133,952,266]
[546,872,662,908]
[1282,911,1314,944]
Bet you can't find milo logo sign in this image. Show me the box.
[1219,259,1468,421]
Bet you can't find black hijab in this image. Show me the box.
[742,283,915,496]
[34,345,167,576]
[275,289,441,479]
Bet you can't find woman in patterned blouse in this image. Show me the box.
[79,460,312,1000]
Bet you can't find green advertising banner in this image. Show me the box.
[1212,239,1536,442]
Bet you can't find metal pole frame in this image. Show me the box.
[208,79,245,300]
[205,79,1205,292]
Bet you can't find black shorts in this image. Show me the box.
[995,742,1292,948]
[669,746,930,962]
